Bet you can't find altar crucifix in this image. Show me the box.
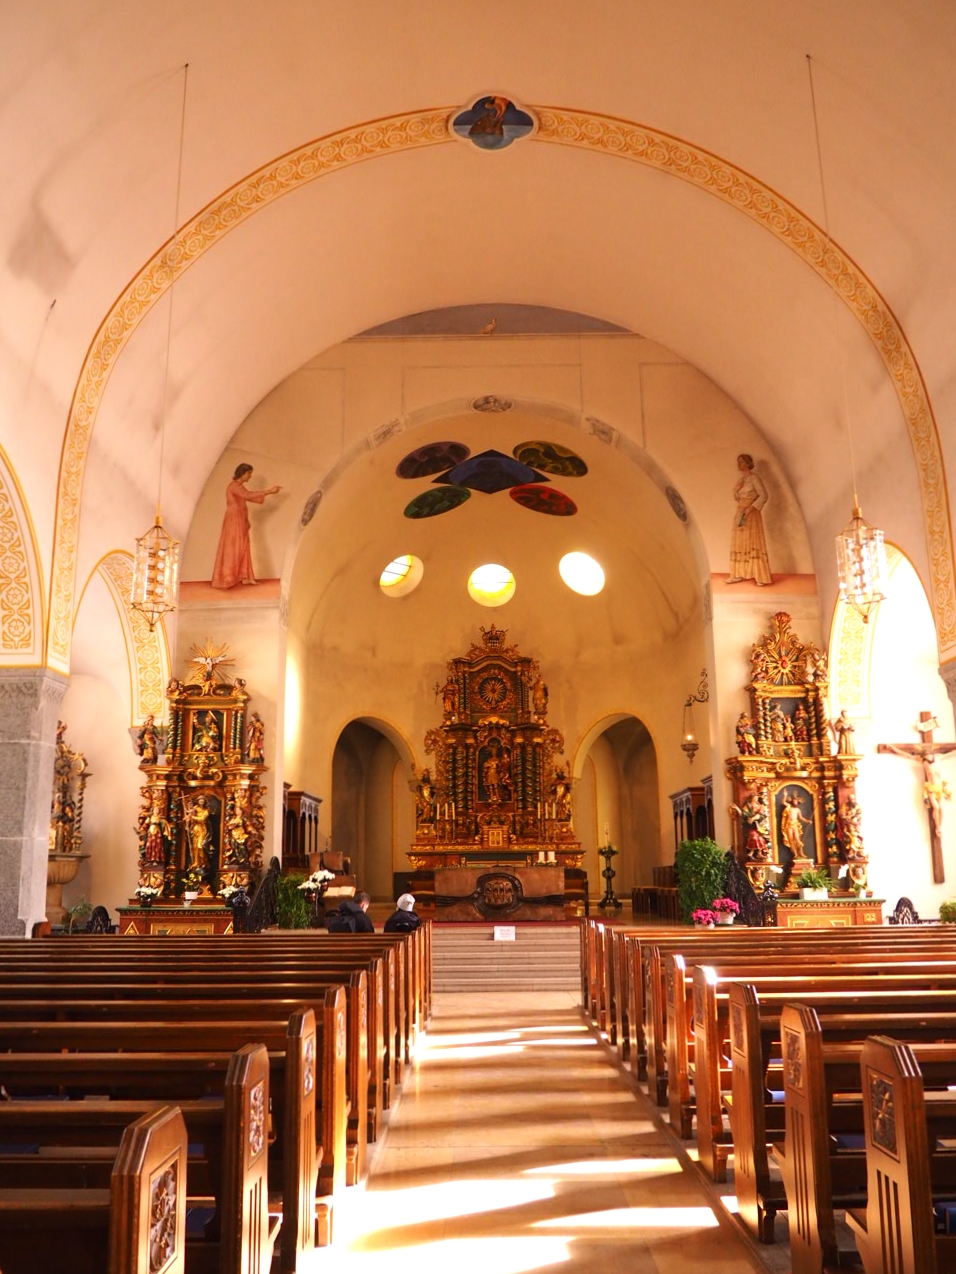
[877,711,956,883]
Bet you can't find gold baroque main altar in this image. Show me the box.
[408,625,582,872]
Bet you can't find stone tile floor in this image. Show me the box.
[322,991,775,1273]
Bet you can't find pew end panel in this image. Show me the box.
[109,1104,188,1274]
[846,1036,956,1274]
[221,1044,282,1274]
[280,1008,319,1272]
[726,982,786,1243]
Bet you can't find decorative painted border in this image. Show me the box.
[0,445,41,664]
[47,105,955,673]
[96,551,171,723]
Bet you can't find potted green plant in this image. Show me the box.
[275,872,312,929]
[939,899,956,923]
[795,866,830,900]
[674,838,730,924]
[66,897,92,933]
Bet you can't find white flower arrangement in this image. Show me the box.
[218,884,245,901]
[299,869,336,892]
[135,885,162,900]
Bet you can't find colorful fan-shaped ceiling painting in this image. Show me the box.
[510,485,577,516]
[396,441,470,479]
[397,439,587,518]
[404,486,472,519]
[512,440,589,478]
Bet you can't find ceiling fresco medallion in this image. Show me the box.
[472,394,514,413]
[397,439,587,519]
[450,96,535,151]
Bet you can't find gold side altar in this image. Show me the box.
[725,611,870,897]
[408,625,583,880]
[123,642,268,928]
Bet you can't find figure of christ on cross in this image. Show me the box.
[878,710,956,884]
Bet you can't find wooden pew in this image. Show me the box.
[0,1103,187,1274]
[0,1008,328,1269]
[723,992,956,1256]
[642,935,956,1110]
[602,921,956,1084]
[0,977,369,1185]
[0,949,385,1145]
[4,928,423,1116]
[687,962,956,1181]
[846,1035,956,1274]
[778,1007,956,1274]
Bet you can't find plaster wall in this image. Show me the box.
[850,555,956,918]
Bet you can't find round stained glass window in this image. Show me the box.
[467,563,516,607]
[379,554,424,598]
[559,552,605,596]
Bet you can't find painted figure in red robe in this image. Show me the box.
[211,463,281,589]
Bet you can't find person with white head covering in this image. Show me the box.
[384,892,421,932]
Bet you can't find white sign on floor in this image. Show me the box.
[494,925,516,941]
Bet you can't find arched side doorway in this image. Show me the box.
[331,720,414,901]
[575,716,660,901]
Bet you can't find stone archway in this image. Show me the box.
[331,718,412,901]
[574,714,660,901]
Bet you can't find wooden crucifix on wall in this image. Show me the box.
[877,711,956,884]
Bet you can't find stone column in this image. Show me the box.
[0,669,68,936]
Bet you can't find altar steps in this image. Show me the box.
[432,924,581,992]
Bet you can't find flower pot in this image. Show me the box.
[694,921,714,929]
[715,912,735,925]
[183,890,199,907]
[799,887,828,900]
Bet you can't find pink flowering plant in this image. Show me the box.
[711,897,740,915]
[692,908,718,926]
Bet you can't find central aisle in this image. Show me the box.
[327,990,765,1273]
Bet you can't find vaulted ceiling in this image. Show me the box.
[5,2,956,661]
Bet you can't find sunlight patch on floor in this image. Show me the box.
[341,1176,557,1232]
[532,1205,721,1229]
[524,1157,683,1177]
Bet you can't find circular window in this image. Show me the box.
[559,551,605,596]
[379,554,424,598]
[467,563,516,607]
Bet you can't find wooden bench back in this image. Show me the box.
[109,1105,188,1274]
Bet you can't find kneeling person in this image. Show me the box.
[384,892,421,933]
[328,889,375,933]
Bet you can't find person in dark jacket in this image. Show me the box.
[327,890,374,933]
[383,892,421,933]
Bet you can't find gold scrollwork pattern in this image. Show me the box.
[97,551,170,722]
[0,452,38,659]
[831,598,868,714]
[48,109,451,673]
[48,105,956,675]
[534,107,956,654]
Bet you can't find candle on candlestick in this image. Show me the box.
[604,823,610,847]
